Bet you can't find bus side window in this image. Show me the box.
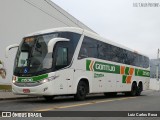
[55,47,68,70]
[79,47,89,59]
[78,36,98,59]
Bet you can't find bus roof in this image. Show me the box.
[25,27,148,58]
[25,27,84,37]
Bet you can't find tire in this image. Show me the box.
[74,81,87,101]
[43,96,54,101]
[125,83,137,96]
[130,83,137,96]
[136,83,143,96]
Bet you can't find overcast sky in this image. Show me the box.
[52,0,160,59]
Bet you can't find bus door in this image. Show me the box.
[54,42,73,94]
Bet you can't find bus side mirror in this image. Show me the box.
[5,44,19,58]
[48,38,70,53]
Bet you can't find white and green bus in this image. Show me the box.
[6,27,150,101]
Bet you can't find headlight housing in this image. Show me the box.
[38,76,59,84]
[12,76,17,84]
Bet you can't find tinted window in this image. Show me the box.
[14,32,81,76]
[59,32,80,49]
[97,42,105,59]
[55,47,68,70]
[78,36,149,68]
[78,37,98,59]
[18,52,28,67]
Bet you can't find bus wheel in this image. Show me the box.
[136,83,143,96]
[74,81,87,101]
[43,96,54,101]
[130,83,137,96]
[125,83,137,96]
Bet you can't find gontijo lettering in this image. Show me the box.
[95,63,115,72]
[86,60,120,74]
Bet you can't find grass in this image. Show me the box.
[0,85,12,91]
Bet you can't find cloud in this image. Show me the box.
[53,0,160,59]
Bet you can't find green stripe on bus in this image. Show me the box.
[86,60,150,78]
[125,67,129,75]
[122,75,127,83]
[93,61,120,74]
[86,60,120,74]
[135,69,150,77]
[86,60,91,71]
[18,74,48,82]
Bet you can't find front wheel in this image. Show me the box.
[74,81,87,101]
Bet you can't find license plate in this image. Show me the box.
[23,89,30,93]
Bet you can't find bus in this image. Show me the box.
[6,27,150,101]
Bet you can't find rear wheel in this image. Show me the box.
[74,81,87,101]
[131,83,137,96]
[43,96,54,101]
[125,83,137,96]
[136,83,143,96]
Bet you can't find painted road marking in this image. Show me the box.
[35,97,137,111]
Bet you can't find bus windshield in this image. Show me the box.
[14,32,81,75]
[14,33,58,74]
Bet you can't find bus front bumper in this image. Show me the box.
[12,82,54,96]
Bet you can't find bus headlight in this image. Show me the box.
[39,76,59,84]
[12,76,17,84]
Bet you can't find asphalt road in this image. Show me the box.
[0,90,160,120]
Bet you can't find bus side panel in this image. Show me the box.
[52,68,75,95]
[97,73,117,93]
[115,74,131,92]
